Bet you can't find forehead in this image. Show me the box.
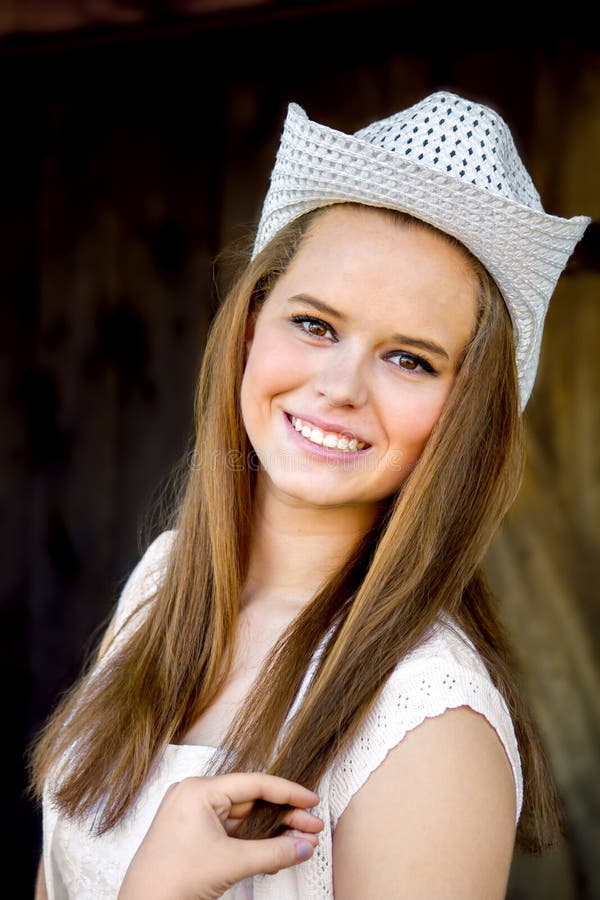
[269,205,479,325]
[292,204,470,273]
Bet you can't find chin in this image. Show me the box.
[267,472,368,508]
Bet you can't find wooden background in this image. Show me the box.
[1,3,598,897]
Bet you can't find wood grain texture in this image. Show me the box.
[485,54,599,899]
[2,14,596,897]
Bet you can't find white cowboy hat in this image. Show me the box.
[252,92,590,408]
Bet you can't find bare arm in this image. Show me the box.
[34,858,48,900]
[333,706,516,900]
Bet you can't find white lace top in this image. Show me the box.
[43,531,523,900]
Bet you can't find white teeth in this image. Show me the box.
[290,416,367,452]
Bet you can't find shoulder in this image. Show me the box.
[328,616,522,827]
[97,530,177,659]
[113,531,177,626]
[332,704,516,899]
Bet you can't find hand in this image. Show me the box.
[117,772,323,900]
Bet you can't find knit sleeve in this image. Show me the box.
[105,530,177,653]
[328,623,523,829]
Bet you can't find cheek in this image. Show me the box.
[388,386,452,458]
[379,394,448,498]
[244,324,311,393]
[241,331,305,426]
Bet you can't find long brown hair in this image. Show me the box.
[30,204,560,852]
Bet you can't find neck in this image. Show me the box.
[242,475,383,609]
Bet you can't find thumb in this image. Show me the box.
[231,832,317,879]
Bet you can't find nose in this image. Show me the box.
[312,344,369,408]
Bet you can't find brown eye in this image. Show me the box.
[389,350,437,376]
[290,314,335,340]
[398,354,418,370]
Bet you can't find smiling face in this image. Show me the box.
[240,205,479,513]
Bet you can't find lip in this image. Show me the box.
[285,411,370,446]
[283,411,372,461]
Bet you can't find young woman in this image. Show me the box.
[31,91,590,899]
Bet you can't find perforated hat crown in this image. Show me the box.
[253,91,590,408]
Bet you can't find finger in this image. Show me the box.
[280,808,324,834]
[228,832,318,881]
[210,773,319,810]
[223,809,324,835]
[226,799,255,822]
[227,799,324,825]
[224,806,323,837]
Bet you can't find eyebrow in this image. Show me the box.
[287,293,450,361]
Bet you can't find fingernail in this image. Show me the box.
[294,839,315,860]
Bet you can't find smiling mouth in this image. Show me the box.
[287,414,370,452]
